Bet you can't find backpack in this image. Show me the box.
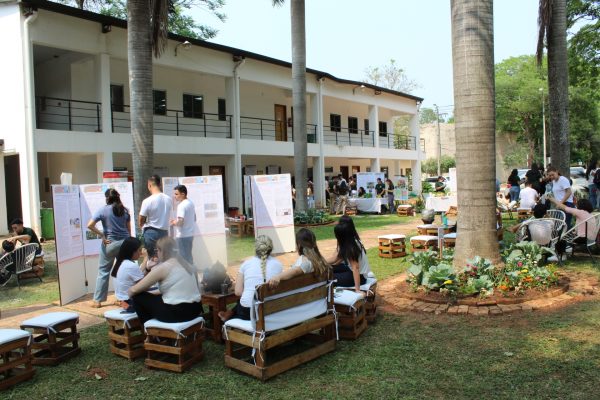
[337,180,348,195]
[594,170,600,189]
[201,261,232,293]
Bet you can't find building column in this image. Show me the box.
[96,53,112,134]
[0,154,8,235]
[96,152,113,181]
[409,113,422,193]
[369,105,380,172]
[310,87,325,208]
[393,160,401,176]
[228,62,243,208]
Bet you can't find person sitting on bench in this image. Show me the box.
[267,228,330,288]
[219,235,282,321]
[128,237,202,325]
[329,216,371,293]
[111,237,145,313]
[8,218,42,256]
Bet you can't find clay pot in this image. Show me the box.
[421,209,435,224]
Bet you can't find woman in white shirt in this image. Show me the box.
[267,228,330,288]
[128,237,202,325]
[329,216,371,293]
[219,235,282,321]
[111,237,144,312]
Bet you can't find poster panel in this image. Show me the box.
[448,167,458,193]
[251,174,295,253]
[393,175,409,201]
[79,182,135,256]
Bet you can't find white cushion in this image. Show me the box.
[410,235,438,242]
[417,224,436,229]
[443,233,457,239]
[224,298,327,333]
[21,312,79,328]
[0,329,31,345]
[104,309,139,322]
[397,205,412,208]
[334,290,364,307]
[144,316,204,333]
[340,277,377,292]
[378,234,406,240]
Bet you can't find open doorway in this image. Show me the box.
[5,155,22,222]
[209,165,227,208]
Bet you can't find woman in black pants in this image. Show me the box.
[329,216,371,293]
[128,236,202,324]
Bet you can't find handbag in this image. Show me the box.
[201,261,232,293]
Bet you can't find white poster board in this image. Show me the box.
[52,185,87,305]
[177,176,228,270]
[448,167,458,193]
[243,175,253,217]
[162,177,179,237]
[251,174,295,253]
[393,175,409,201]
[356,172,385,197]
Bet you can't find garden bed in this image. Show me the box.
[294,220,336,228]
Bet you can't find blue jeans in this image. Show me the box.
[93,238,125,302]
[176,236,194,265]
[589,184,599,210]
[509,186,520,202]
[564,202,575,228]
[143,228,168,258]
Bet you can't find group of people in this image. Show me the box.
[326,174,397,215]
[219,215,370,322]
[87,175,199,325]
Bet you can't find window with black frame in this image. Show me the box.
[183,94,203,118]
[330,114,341,132]
[218,98,227,121]
[364,119,369,135]
[110,84,124,112]
[379,121,388,137]
[153,90,167,115]
[348,116,358,134]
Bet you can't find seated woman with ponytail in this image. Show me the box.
[219,235,283,321]
[111,237,145,312]
[267,228,330,288]
[128,236,203,325]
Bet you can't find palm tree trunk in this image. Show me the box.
[128,0,154,216]
[547,0,570,176]
[291,0,307,211]
[451,0,501,266]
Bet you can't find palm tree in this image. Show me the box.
[273,0,308,211]
[450,0,501,266]
[536,0,570,177]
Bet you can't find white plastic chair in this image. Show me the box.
[545,209,566,222]
[13,243,42,288]
[0,252,14,287]
[559,213,600,265]
[516,218,566,252]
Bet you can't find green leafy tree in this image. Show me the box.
[419,107,441,124]
[421,156,455,175]
[567,0,600,91]
[364,59,420,94]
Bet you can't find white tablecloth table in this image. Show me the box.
[348,197,386,213]
[425,195,457,212]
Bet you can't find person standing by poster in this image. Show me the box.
[139,175,172,259]
[170,184,196,265]
[385,179,395,214]
[86,188,131,308]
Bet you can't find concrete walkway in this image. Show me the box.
[0,218,421,330]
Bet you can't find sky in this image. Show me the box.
[194,0,540,114]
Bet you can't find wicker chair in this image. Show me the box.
[516,218,566,253]
[545,209,566,222]
[13,244,42,288]
[558,213,600,265]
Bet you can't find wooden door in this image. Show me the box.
[184,166,202,177]
[340,166,349,180]
[274,104,287,141]
[209,165,227,209]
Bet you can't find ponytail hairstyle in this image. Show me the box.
[296,228,330,279]
[334,216,365,263]
[254,235,274,282]
[105,188,127,217]
[111,237,141,278]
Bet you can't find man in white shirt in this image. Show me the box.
[547,167,574,227]
[170,185,196,265]
[519,181,539,209]
[139,175,172,258]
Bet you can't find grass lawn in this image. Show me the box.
[6,266,600,399]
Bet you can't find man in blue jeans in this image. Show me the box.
[139,175,172,259]
[170,184,196,265]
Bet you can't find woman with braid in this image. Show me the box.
[267,228,330,288]
[219,235,282,321]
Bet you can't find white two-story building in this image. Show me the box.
[0,0,423,235]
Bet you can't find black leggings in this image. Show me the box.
[332,263,367,287]
[132,292,203,325]
[232,302,251,321]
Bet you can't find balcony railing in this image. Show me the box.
[112,105,232,138]
[240,116,317,143]
[323,126,375,147]
[35,96,101,132]
[379,134,417,150]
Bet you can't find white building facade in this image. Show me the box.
[0,0,423,234]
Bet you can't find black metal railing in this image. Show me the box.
[379,134,417,150]
[35,96,101,132]
[323,126,375,147]
[112,105,232,138]
[240,116,317,143]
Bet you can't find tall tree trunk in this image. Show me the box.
[451,0,501,266]
[547,0,569,176]
[128,0,154,216]
[291,0,307,211]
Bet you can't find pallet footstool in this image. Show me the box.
[396,204,414,216]
[340,277,378,324]
[443,233,456,248]
[417,224,436,235]
[333,290,367,340]
[517,208,532,222]
[20,312,80,366]
[0,329,34,390]
[378,234,406,258]
[104,310,146,360]
[410,235,438,253]
[144,316,204,373]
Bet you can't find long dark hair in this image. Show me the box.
[586,158,598,180]
[509,169,518,178]
[111,237,141,278]
[105,188,127,217]
[334,216,365,263]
